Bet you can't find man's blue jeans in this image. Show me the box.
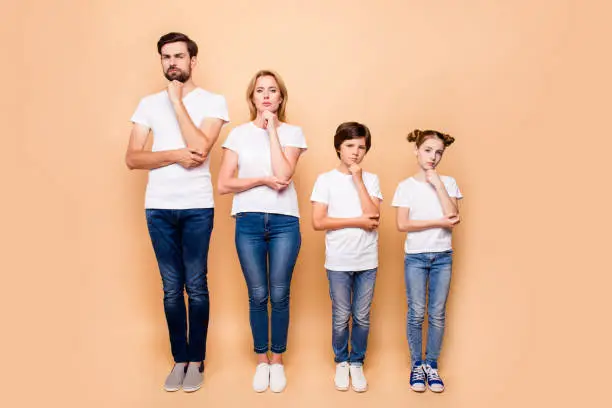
[146,208,214,363]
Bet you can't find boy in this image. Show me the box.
[311,122,383,392]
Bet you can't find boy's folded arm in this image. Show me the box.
[312,202,365,231]
[314,216,366,231]
[353,177,380,216]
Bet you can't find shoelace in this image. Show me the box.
[426,367,441,381]
[411,367,426,382]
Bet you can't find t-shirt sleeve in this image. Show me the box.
[205,95,230,124]
[367,174,384,201]
[282,127,308,150]
[221,128,239,152]
[130,98,150,129]
[391,182,411,208]
[444,177,463,199]
[310,175,329,204]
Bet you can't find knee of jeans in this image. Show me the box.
[248,285,268,308]
[428,311,446,328]
[270,285,290,308]
[185,282,209,303]
[332,307,351,329]
[352,309,371,328]
[163,286,184,304]
[408,304,426,324]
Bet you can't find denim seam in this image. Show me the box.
[271,344,287,353]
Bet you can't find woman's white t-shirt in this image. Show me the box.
[392,176,463,254]
[222,122,307,217]
[310,169,383,271]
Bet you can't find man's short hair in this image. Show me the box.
[157,32,198,57]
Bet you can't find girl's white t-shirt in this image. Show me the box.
[392,176,463,254]
[222,122,307,217]
[310,169,383,271]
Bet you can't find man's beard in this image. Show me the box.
[164,67,190,83]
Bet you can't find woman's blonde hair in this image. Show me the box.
[246,70,288,122]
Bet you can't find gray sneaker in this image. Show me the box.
[164,363,187,392]
[182,362,204,392]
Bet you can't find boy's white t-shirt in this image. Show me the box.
[222,122,307,217]
[130,88,230,209]
[310,169,383,271]
[392,176,462,254]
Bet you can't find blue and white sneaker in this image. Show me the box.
[424,362,445,392]
[409,361,426,392]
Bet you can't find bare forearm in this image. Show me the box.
[173,100,212,153]
[218,176,267,195]
[435,186,458,215]
[397,218,442,232]
[313,216,364,231]
[354,178,379,214]
[126,150,178,170]
[269,130,293,181]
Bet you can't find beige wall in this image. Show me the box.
[5,0,611,407]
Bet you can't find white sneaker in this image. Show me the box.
[269,363,287,393]
[252,363,270,392]
[163,363,187,392]
[424,362,445,393]
[349,364,368,392]
[334,362,350,391]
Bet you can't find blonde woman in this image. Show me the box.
[218,70,307,393]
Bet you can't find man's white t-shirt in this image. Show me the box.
[222,122,307,217]
[392,176,463,254]
[130,88,229,209]
[310,169,383,271]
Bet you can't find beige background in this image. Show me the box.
[3,0,611,407]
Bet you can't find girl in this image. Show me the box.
[217,70,307,393]
[392,129,462,393]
